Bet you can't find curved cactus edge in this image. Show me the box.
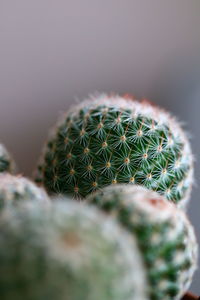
[34,93,194,208]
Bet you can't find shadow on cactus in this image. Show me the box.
[36,94,193,208]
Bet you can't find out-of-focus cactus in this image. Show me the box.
[0,200,147,300]
[87,185,198,300]
[36,94,193,208]
[0,173,49,211]
[0,143,15,173]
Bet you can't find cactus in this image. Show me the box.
[87,185,198,300]
[0,173,49,211]
[0,143,15,173]
[36,94,193,208]
[0,200,147,300]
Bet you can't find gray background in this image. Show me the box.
[0,0,200,294]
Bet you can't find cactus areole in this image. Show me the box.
[36,95,193,207]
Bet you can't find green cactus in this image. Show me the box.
[0,143,15,173]
[87,185,198,300]
[0,174,49,211]
[0,200,147,300]
[36,95,193,208]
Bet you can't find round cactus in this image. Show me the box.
[0,200,147,300]
[0,143,15,173]
[36,94,193,208]
[0,173,49,211]
[87,185,198,300]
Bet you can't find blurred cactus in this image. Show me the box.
[0,173,49,211]
[0,143,15,173]
[36,95,193,208]
[0,200,147,300]
[87,185,198,300]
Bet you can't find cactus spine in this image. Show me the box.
[0,174,49,211]
[87,185,198,300]
[36,95,193,208]
[0,200,147,300]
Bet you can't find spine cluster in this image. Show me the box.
[0,200,147,300]
[87,185,198,300]
[36,94,193,207]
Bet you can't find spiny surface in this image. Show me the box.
[87,185,198,300]
[0,174,49,211]
[0,200,147,300]
[36,94,193,207]
[0,144,15,173]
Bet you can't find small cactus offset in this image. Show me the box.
[0,200,147,300]
[0,143,15,173]
[87,185,198,300]
[36,94,193,208]
[0,173,49,211]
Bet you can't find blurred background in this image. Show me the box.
[0,0,200,293]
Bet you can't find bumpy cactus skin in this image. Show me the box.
[87,185,198,300]
[0,174,49,210]
[0,144,15,173]
[0,201,147,300]
[36,95,193,207]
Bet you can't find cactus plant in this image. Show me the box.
[36,94,193,208]
[0,173,49,211]
[87,185,198,300]
[0,143,15,173]
[0,200,148,300]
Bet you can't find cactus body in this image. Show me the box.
[0,200,147,300]
[0,174,49,210]
[0,144,15,173]
[87,185,198,300]
[36,95,193,207]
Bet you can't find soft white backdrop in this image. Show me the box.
[0,0,200,293]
